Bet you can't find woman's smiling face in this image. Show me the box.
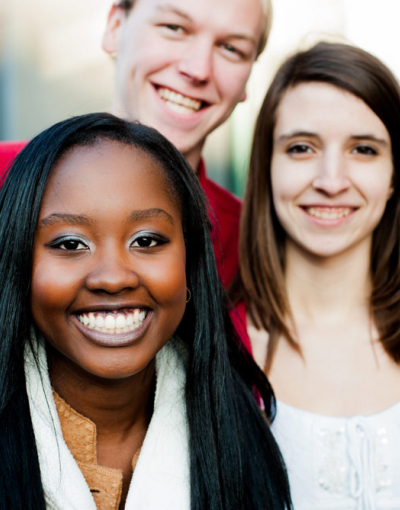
[271,82,394,260]
[31,140,187,381]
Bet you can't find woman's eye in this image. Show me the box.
[53,238,88,251]
[131,236,160,248]
[352,145,377,156]
[287,144,313,154]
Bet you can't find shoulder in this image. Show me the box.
[197,159,242,220]
[202,176,242,219]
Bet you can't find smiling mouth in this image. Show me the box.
[303,206,354,220]
[156,86,205,115]
[77,309,147,335]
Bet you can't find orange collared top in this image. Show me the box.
[53,390,141,510]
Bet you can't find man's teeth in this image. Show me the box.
[158,87,202,114]
[77,310,147,334]
[306,207,352,220]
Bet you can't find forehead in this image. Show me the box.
[274,82,389,140]
[40,141,181,219]
[130,0,264,40]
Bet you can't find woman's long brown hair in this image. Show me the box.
[232,42,400,370]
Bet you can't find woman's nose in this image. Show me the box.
[312,152,351,196]
[85,249,139,294]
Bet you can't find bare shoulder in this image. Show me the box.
[246,312,269,371]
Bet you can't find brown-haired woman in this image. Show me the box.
[231,41,400,508]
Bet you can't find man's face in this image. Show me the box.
[103,0,265,169]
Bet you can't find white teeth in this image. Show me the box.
[77,310,147,334]
[115,314,126,328]
[89,313,96,328]
[158,87,202,114]
[306,207,352,220]
[96,315,105,328]
[104,315,116,329]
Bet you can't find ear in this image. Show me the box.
[102,3,126,55]
[388,186,394,200]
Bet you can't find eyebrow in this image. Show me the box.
[156,4,256,45]
[40,208,174,228]
[277,130,389,146]
[129,208,174,225]
[276,130,318,143]
[40,213,94,228]
[157,4,193,22]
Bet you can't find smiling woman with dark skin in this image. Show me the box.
[0,113,291,510]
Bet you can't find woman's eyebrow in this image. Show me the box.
[40,209,174,227]
[277,130,319,142]
[350,134,388,146]
[129,208,174,225]
[40,213,93,227]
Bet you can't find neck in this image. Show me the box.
[182,146,203,174]
[285,238,372,327]
[48,348,155,435]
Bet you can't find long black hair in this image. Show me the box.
[0,113,291,509]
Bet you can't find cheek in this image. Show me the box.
[217,62,252,103]
[145,254,187,307]
[31,258,81,331]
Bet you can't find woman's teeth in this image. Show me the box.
[77,310,147,334]
[158,87,202,114]
[306,207,352,219]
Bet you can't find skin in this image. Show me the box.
[31,140,187,505]
[249,83,400,416]
[102,0,265,170]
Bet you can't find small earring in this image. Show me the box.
[186,288,192,303]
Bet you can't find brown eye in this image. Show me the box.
[287,144,313,154]
[51,238,88,251]
[352,145,377,156]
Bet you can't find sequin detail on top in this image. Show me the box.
[271,399,400,509]
[314,419,392,506]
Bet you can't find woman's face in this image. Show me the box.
[31,140,187,381]
[271,82,393,259]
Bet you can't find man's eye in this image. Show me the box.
[165,24,184,33]
[287,144,313,154]
[221,44,245,59]
[353,145,377,156]
[52,238,88,251]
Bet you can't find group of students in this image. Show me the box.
[1,0,400,509]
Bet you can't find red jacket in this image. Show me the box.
[0,143,241,288]
[198,159,241,287]
[0,141,28,183]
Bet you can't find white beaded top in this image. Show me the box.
[271,400,400,509]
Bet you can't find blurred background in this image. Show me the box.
[1,0,399,196]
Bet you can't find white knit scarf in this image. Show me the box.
[24,338,191,509]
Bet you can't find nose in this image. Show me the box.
[178,37,213,84]
[85,248,139,294]
[312,151,351,196]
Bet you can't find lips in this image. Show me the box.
[156,86,206,115]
